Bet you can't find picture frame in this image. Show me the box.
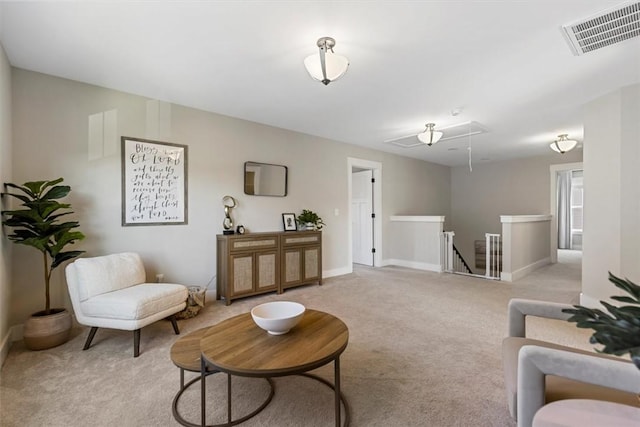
[282,213,297,231]
[121,136,188,226]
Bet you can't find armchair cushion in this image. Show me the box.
[74,252,146,301]
[81,283,188,320]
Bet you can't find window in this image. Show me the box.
[570,171,583,249]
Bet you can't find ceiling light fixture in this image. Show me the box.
[417,123,443,146]
[304,37,349,85]
[550,134,578,154]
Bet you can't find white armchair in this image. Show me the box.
[65,252,188,357]
[502,298,639,426]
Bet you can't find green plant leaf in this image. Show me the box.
[609,272,640,302]
[41,185,71,201]
[51,250,85,270]
[612,296,640,305]
[22,180,49,196]
[563,272,640,371]
[1,178,84,312]
[1,192,32,204]
[50,230,85,257]
[22,178,64,197]
[3,182,37,199]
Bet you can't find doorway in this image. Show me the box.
[557,169,583,251]
[549,162,583,264]
[352,169,374,266]
[347,158,382,270]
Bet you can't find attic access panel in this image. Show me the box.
[388,121,488,148]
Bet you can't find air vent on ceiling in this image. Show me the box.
[561,2,640,55]
[388,121,488,148]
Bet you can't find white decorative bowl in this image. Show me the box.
[251,301,306,335]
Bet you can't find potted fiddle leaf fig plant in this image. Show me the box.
[1,178,85,350]
[296,209,325,231]
[563,272,640,370]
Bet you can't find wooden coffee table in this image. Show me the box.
[170,327,275,427]
[200,309,350,426]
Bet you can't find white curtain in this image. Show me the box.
[557,171,572,249]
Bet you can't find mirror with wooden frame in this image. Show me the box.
[244,161,288,197]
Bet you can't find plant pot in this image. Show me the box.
[23,308,72,351]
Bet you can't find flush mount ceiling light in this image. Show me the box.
[550,134,578,154]
[303,37,349,85]
[417,123,444,146]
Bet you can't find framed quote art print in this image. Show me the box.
[121,136,188,226]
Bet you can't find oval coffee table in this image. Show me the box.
[200,309,350,426]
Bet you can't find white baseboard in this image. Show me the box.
[323,266,352,278]
[205,289,217,302]
[500,272,512,281]
[383,259,443,273]
[11,323,23,341]
[0,323,25,366]
[501,257,551,282]
[203,267,352,304]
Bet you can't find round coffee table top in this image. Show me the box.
[170,326,210,372]
[200,309,348,377]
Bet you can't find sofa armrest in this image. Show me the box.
[507,299,574,338]
[517,345,639,427]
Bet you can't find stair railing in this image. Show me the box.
[442,231,455,272]
[442,231,472,274]
[485,233,501,279]
[452,244,472,274]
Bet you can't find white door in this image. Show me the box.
[352,170,373,266]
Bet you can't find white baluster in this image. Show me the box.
[442,231,455,272]
[485,233,501,279]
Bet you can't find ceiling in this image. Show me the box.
[1,1,639,166]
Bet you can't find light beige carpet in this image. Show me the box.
[0,254,590,426]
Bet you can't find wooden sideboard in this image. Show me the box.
[216,231,322,305]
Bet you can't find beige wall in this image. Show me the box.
[387,217,444,271]
[9,68,451,326]
[1,43,13,361]
[450,152,582,273]
[620,86,640,283]
[583,84,640,304]
[501,218,551,281]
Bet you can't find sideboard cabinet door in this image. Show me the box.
[256,250,278,291]
[280,231,322,292]
[303,246,321,282]
[217,234,279,305]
